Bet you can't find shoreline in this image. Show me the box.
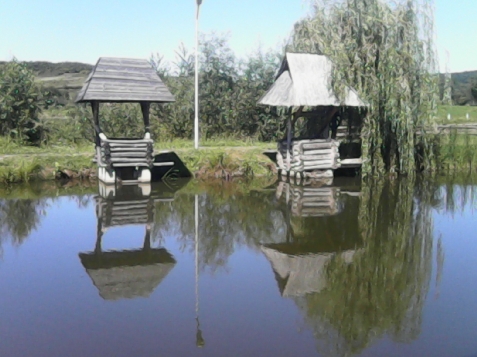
[0,147,277,184]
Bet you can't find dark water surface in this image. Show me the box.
[0,178,476,357]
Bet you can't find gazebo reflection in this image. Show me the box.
[265,179,362,297]
[79,181,188,301]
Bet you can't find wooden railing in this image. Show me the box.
[98,135,154,169]
[277,139,340,172]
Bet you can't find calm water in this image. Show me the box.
[0,178,476,357]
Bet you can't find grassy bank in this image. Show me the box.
[1,134,477,184]
[0,138,276,184]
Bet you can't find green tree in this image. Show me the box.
[470,78,477,104]
[151,35,286,141]
[291,0,440,175]
[0,59,44,143]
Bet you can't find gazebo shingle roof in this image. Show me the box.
[75,57,175,103]
[258,53,367,107]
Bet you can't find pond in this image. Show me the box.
[0,177,476,357]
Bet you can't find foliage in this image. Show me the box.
[291,0,440,175]
[0,59,44,143]
[470,78,477,104]
[444,71,477,105]
[0,154,93,184]
[151,34,285,141]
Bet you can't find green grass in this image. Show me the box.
[154,138,275,150]
[0,155,94,184]
[0,137,275,156]
[180,147,275,178]
[0,138,276,183]
[436,105,477,124]
[0,137,94,156]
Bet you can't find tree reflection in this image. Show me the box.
[0,198,49,256]
[152,182,287,272]
[0,182,95,256]
[279,179,434,357]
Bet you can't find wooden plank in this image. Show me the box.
[84,92,174,101]
[88,80,169,92]
[111,203,149,209]
[87,83,168,92]
[112,163,150,167]
[301,148,334,155]
[96,64,153,72]
[108,156,149,161]
[340,158,363,168]
[110,153,149,158]
[153,162,175,167]
[98,60,153,68]
[103,138,152,144]
[99,57,150,63]
[90,78,167,87]
[304,165,339,170]
[303,159,334,166]
[85,90,170,98]
[302,201,335,207]
[113,198,149,206]
[92,72,161,81]
[300,154,334,161]
[109,147,149,152]
[301,197,333,204]
[302,142,337,150]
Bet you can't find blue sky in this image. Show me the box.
[0,0,475,73]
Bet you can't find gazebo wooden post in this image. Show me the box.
[287,107,303,173]
[140,102,151,135]
[143,225,151,251]
[95,218,103,255]
[286,114,292,171]
[91,101,100,147]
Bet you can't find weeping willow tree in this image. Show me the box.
[291,0,440,175]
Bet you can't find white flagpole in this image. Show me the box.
[194,2,200,150]
[195,194,199,315]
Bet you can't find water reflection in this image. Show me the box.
[0,176,476,356]
[263,182,362,298]
[0,181,96,256]
[78,183,189,300]
[268,179,434,357]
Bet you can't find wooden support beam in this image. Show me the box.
[91,101,101,147]
[140,102,151,134]
[286,115,292,170]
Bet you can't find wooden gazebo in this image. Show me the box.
[258,53,367,179]
[76,57,175,184]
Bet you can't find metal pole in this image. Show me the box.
[194,194,204,347]
[195,194,199,314]
[194,6,200,149]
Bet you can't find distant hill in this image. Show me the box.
[449,71,477,105]
[0,61,93,106]
[22,61,93,77]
